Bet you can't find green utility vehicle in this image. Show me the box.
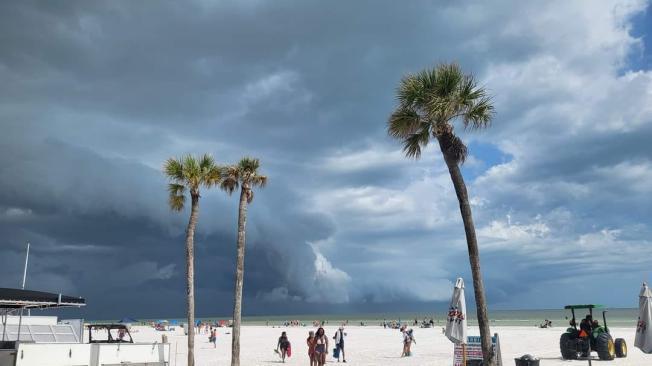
[559,304,627,360]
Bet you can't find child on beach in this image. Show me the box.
[314,327,329,366]
[277,331,291,363]
[307,330,317,366]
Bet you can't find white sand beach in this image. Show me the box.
[130,325,646,365]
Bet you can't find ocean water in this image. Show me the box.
[100,308,639,327]
[224,308,639,327]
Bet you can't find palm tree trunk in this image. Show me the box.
[185,193,200,366]
[439,139,495,366]
[231,187,249,366]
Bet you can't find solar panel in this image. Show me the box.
[0,324,80,343]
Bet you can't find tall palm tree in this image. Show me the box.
[388,63,496,365]
[164,154,221,366]
[220,157,267,366]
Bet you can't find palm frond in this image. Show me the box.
[221,158,267,200]
[199,153,216,173]
[169,194,185,211]
[163,158,185,182]
[168,183,186,211]
[181,154,200,188]
[416,68,438,93]
[220,165,240,195]
[205,165,224,187]
[462,96,494,130]
[458,75,483,106]
[402,125,431,159]
[424,96,453,122]
[238,157,260,173]
[433,63,463,99]
[397,74,425,108]
[388,62,493,167]
[168,183,185,195]
[388,107,421,139]
[250,175,268,188]
[164,153,225,211]
[220,178,238,194]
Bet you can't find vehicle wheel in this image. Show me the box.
[595,332,615,360]
[615,338,627,358]
[560,333,578,360]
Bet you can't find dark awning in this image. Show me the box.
[564,304,604,310]
[0,288,85,309]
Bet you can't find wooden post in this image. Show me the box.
[462,343,467,366]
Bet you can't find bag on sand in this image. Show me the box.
[333,347,340,358]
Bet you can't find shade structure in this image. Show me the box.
[445,278,467,344]
[0,287,85,309]
[635,282,652,353]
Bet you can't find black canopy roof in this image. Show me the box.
[0,288,85,309]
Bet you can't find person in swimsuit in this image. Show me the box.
[314,327,329,366]
[277,331,291,363]
[210,328,217,348]
[401,326,413,357]
[307,330,317,366]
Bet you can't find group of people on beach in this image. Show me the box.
[275,326,347,364]
[538,319,553,328]
[275,323,417,363]
[382,320,402,329]
[196,320,228,334]
[381,317,435,329]
[284,320,304,327]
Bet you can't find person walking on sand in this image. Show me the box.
[307,330,317,366]
[210,328,217,348]
[407,329,415,355]
[277,331,291,363]
[333,326,347,362]
[314,327,328,366]
[401,326,413,357]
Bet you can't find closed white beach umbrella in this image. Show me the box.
[445,277,467,344]
[635,282,652,353]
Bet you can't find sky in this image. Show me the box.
[1,0,652,320]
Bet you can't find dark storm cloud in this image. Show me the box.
[0,136,336,317]
[0,0,542,158]
[1,0,652,319]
